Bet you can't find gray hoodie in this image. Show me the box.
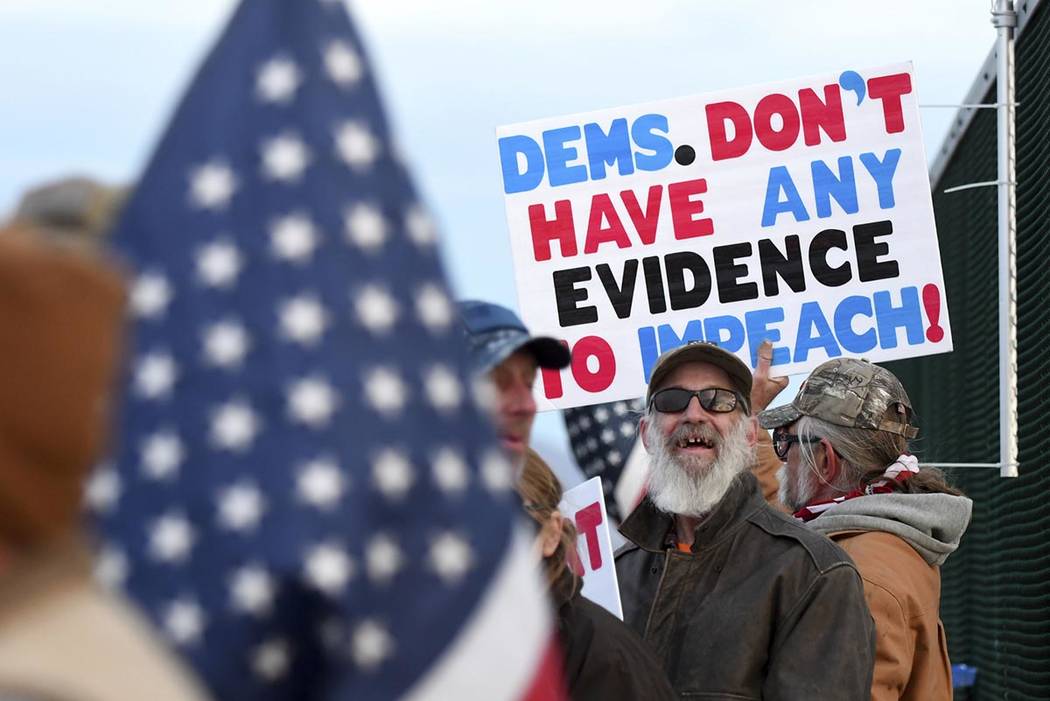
[807,492,973,566]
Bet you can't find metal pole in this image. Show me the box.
[992,0,1019,478]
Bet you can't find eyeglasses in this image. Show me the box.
[649,387,744,414]
[771,427,822,459]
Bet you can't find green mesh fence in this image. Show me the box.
[886,3,1050,699]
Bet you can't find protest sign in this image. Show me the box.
[559,477,623,619]
[497,62,952,410]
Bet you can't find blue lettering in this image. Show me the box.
[793,302,841,363]
[658,320,704,353]
[744,308,789,367]
[859,149,901,209]
[761,166,811,227]
[873,286,924,348]
[833,295,878,353]
[543,126,588,187]
[632,114,673,171]
[584,119,634,181]
[637,326,660,382]
[811,156,859,218]
[703,315,746,352]
[498,135,545,194]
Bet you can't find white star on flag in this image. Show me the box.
[303,542,354,596]
[428,532,473,585]
[373,448,414,501]
[278,294,329,346]
[335,120,380,170]
[149,513,196,563]
[95,546,128,589]
[134,351,178,400]
[415,284,453,334]
[297,457,346,510]
[163,598,206,646]
[85,465,122,514]
[405,205,438,248]
[141,430,184,480]
[196,240,243,288]
[261,132,312,182]
[431,448,469,494]
[343,203,387,252]
[217,482,267,532]
[202,320,251,369]
[363,367,407,418]
[423,365,462,412]
[210,400,260,452]
[287,376,339,428]
[189,160,237,210]
[351,620,395,670]
[270,213,319,263]
[480,450,513,493]
[354,284,399,335]
[256,56,301,104]
[130,272,173,319]
[323,40,362,88]
[229,564,276,616]
[252,639,291,681]
[365,533,403,584]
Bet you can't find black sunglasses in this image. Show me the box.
[649,387,745,414]
[771,427,822,459]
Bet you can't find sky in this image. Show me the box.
[0,0,999,483]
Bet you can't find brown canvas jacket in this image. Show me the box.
[831,530,952,701]
[615,472,875,699]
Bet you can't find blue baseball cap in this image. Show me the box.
[458,300,571,375]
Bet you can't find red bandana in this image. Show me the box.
[793,454,919,523]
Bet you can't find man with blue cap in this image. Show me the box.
[459,300,570,466]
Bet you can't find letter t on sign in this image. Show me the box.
[575,502,604,570]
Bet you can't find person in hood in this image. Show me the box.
[758,357,972,701]
[519,448,674,701]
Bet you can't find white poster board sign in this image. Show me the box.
[559,477,623,619]
[497,62,952,410]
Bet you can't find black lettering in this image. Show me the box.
[854,220,899,282]
[714,242,758,303]
[809,228,852,287]
[642,256,667,314]
[665,252,712,310]
[758,235,806,295]
[596,260,638,319]
[553,267,598,327]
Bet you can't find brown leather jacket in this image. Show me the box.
[615,472,875,699]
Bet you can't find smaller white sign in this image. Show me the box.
[559,477,623,619]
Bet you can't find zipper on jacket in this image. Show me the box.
[642,550,672,641]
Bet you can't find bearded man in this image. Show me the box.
[615,341,875,698]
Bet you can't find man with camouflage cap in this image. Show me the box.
[759,357,972,701]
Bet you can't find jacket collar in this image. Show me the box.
[620,471,761,553]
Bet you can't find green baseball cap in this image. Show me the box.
[758,357,918,438]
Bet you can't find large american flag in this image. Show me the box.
[88,1,560,698]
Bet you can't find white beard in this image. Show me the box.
[777,461,816,512]
[645,417,754,518]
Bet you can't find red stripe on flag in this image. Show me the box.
[519,633,567,701]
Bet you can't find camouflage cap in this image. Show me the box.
[758,358,918,438]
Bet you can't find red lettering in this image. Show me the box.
[669,178,713,240]
[706,101,753,161]
[528,200,576,262]
[754,93,800,152]
[867,73,912,134]
[620,185,662,246]
[540,340,569,400]
[583,194,631,254]
[571,336,616,393]
[574,502,603,570]
[799,84,846,146]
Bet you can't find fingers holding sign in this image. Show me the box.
[751,340,789,413]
